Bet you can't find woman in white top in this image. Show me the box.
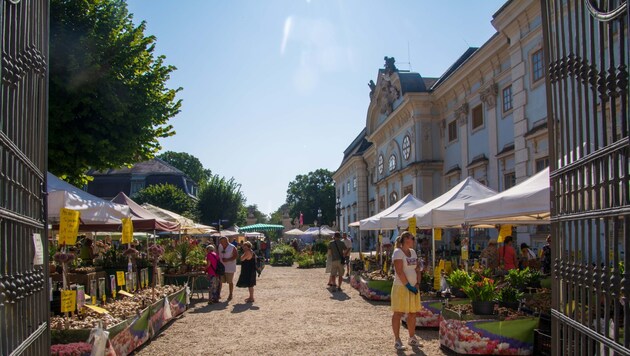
[390,231,422,350]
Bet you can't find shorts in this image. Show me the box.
[221,272,234,284]
[391,284,421,313]
[330,261,344,277]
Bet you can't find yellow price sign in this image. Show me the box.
[498,225,512,243]
[462,250,469,260]
[434,228,442,241]
[118,290,134,298]
[408,217,416,236]
[116,271,125,286]
[121,217,133,244]
[85,304,109,314]
[59,208,80,245]
[61,290,77,313]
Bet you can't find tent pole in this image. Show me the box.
[432,228,436,275]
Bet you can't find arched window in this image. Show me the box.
[388,154,397,172]
[402,135,411,160]
[389,191,398,205]
[378,155,384,174]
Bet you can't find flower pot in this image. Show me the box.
[498,301,520,310]
[451,287,467,298]
[471,301,495,315]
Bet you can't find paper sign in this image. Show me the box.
[408,217,417,235]
[121,217,133,244]
[32,233,44,265]
[85,304,109,314]
[59,208,80,245]
[110,275,117,298]
[76,285,85,310]
[118,290,134,298]
[99,278,106,303]
[434,228,442,241]
[434,268,442,291]
[498,225,512,243]
[116,271,125,286]
[61,290,77,313]
[462,250,469,260]
[474,261,480,270]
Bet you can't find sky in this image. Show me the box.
[126,0,507,215]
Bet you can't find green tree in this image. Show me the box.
[158,151,211,186]
[286,169,335,226]
[49,0,181,186]
[246,205,269,224]
[269,203,289,224]
[197,174,246,228]
[131,183,196,218]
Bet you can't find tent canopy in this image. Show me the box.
[465,168,550,225]
[284,228,306,236]
[360,193,425,230]
[239,223,284,232]
[400,177,497,228]
[302,225,336,236]
[141,203,215,234]
[111,192,180,232]
[211,229,240,238]
[47,172,131,230]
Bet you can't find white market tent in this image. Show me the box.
[400,177,497,228]
[464,168,550,225]
[360,193,426,230]
[141,203,215,234]
[284,228,306,236]
[47,172,131,228]
[302,225,336,236]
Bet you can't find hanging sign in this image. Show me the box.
[408,217,417,236]
[497,225,512,243]
[121,217,133,244]
[59,208,80,245]
[116,271,125,286]
[434,228,442,241]
[61,290,77,313]
[32,233,44,265]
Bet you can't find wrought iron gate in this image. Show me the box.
[541,0,629,354]
[0,0,49,354]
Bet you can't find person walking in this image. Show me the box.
[205,244,220,304]
[327,232,348,292]
[498,236,518,271]
[236,241,257,303]
[541,235,552,274]
[341,232,353,277]
[391,231,422,350]
[218,236,237,301]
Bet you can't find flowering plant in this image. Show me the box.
[462,277,496,301]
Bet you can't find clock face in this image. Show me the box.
[402,135,411,160]
[389,154,396,172]
[378,155,384,174]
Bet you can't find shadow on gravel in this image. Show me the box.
[329,291,351,301]
[190,301,229,314]
[231,303,260,313]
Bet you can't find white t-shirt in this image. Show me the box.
[218,243,237,273]
[342,238,352,253]
[392,248,418,286]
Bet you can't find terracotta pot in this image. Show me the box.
[471,301,495,315]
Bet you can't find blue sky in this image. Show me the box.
[126,0,506,215]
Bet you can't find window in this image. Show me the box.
[471,105,483,130]
[448,121,457,142]
[353,177,357,190]
[535,157,549,172]
[347,181,350,193]
[389,191,398,205]
[504,172,516,189]
[402,135,411,160]
[378,155,384,174]
[532,49,544,82]
[388,154,397,172]
[503,86,513,112]
[130,180,145,195]
[379,195,385,210]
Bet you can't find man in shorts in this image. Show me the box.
[328,232,349,292]
[341,232,352,277]
[218,236,237,301]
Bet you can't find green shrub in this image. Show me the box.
[447,269,472,289]
[271,244,296,256]
[498,286,524,302]
[505,268,528,289]
[312,241,328,254]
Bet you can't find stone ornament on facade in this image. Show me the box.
[480,83,498,108]
[455,103,469,126]
[402,135,411,160]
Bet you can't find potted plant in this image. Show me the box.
[186,246,207,271]
[497,286,523,310]
[504,268,528,290]
[462,277,497,315]
[446,269,472,298]
[175,241,193,273]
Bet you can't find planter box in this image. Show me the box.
[439,307,538,355]
[405,299,470,329]
[349,275,391,301]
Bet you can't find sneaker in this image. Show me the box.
[408,336,421,347]
[394,340,406,350]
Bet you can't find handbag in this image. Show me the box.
[210,254,225,276]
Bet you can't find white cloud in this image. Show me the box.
[280,16,293,55]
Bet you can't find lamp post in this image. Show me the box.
[335,198,341,231]
[317,208,322,240]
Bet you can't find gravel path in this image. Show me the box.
[136,264,446,355]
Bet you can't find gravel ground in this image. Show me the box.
[136,264,446,355]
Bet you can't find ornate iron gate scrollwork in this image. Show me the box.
[0,0,50,354]
[541,0,629,355]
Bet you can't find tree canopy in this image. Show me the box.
[197,174,246,228]
[246,205,269,224]
[131,183,196,219]
[48,0,181,186]
[286,169,336,226]
[158,151,211,186]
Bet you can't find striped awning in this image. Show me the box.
[239,223,285,232]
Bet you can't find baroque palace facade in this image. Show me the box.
[334,0,549,245]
